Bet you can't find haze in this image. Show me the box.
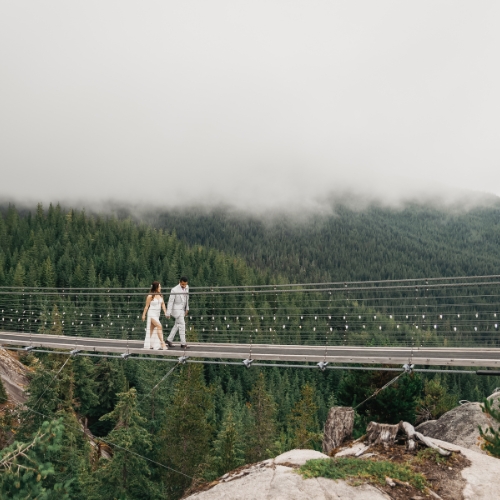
[1,1,499,212]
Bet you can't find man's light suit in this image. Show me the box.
[166,284,189,345]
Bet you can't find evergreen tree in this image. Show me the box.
[208,397,246,478]
[40,257,56,288]
[479,395,500,458]
[245,372,277,463]
[84,388,159,500]
[0,376,7,404]
[0,419,71,499]
[288,383,321,449]
[12,262,25,287]
[416,377,457,423]
[337,370,423,426]
[159,364,213,499]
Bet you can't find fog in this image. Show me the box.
[1,1,499,214]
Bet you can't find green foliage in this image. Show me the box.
[83,388,160,500]
[206,396,246,479]
[414,447,449,465]
[0,376,7,404]
[479,396,500,458]
[245,373,277,463]
[299,457,428,491]
[0,418,72,499]
[337,371,423,429]
[288,383,322,449]
[4,202,500,498]
[159,364,214,498]
[416,377,457,423]
[155,203,500,282]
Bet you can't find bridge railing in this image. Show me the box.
[1,276,500,348]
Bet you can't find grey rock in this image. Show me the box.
[0,347,30,405]
[274,449,328,466]
[186,449,390,499]
[416,392,500,454]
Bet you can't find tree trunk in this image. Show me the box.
[366,421,400,447]
[322,406,354,455]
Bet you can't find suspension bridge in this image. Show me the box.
[2,276,500,373]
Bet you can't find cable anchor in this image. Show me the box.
[243,358,254,369]
[70,349,80,356]
[317,361,328,371]
[178,356,188,364]
[402,363,414,373]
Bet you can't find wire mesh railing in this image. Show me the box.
[1,276,500,348]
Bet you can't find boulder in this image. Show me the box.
[0,347,30,405]
[416,392,500,454]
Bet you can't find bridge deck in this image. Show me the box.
[2,331,500,367]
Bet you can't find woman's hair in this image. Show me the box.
[149,281,161,299]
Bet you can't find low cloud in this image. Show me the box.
[1,2,499,215]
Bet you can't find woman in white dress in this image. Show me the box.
[142,281,168,350]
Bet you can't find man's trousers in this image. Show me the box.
[167,311,186,344]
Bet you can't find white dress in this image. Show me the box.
[143,296,163,349]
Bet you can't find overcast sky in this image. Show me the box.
[1,1,499,212]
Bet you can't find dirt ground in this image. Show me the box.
[336,441,471,500]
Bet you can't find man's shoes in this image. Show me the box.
[166,340,174,347]
[180,344,189,349]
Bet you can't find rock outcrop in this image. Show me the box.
[0,347,30,405]
[185,449,391,499]
[416,391,500,454]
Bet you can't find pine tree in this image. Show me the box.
[159,364,213,498]
[12,262,25,287]
[479,395,500,458]
[209,397,246,478]
[0,419,71,499]
[84,388,159,499]
[416,377,457,423]
[245,372,277,463]
[49,304,63,335]
[40,257,56,288]
[0,376,7,404]
[288,383,321,449]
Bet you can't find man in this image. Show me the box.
[166,277,189,348]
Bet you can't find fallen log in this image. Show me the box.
[414,431,451,457]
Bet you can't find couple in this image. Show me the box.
[142,277,189,350]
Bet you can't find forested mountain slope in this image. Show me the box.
[0,203,269,289]
[152,203,500,282]
[1,202,500,500]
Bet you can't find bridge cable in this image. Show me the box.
[13,350,194,480]
[26,355,72,417]
[26,407,194,479]
[353,365,414,411]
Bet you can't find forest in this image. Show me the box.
[1,202,500,499]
